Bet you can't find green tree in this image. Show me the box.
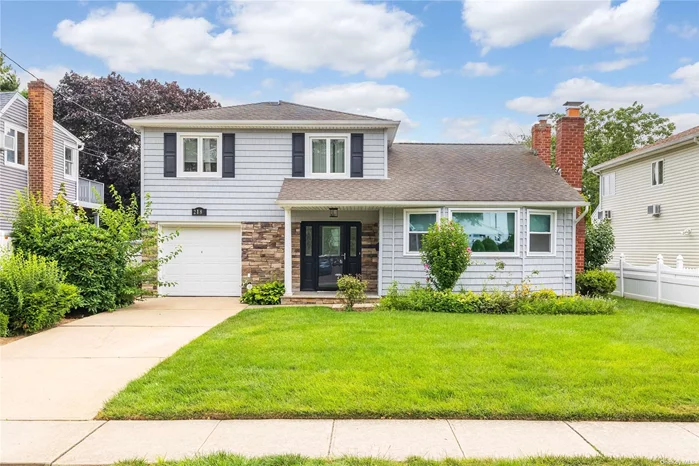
[0,54,21,92]
[420,218,472,292]
[552,103,674,210]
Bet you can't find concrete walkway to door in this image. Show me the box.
[0,298,246,421]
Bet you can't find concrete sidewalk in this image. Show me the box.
[2,420,698,465]
[0,298,246,421]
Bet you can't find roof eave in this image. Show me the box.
[276,199,588,208]
[590,134,699,174]
[123,118,400,128]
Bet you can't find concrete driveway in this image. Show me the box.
[0,298,246,421]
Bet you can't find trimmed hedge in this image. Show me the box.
[378,282,615,315]
[576,269,617,297]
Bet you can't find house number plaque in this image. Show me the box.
[192,207,207,216]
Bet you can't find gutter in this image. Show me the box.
[276,200,589,208]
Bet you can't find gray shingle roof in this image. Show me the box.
[277,143,585,204]
[0,92,16,111]
[127,100,396,122]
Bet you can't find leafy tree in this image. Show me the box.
[420,218,472,292]
[551,103,674,210]
[54,72,220,206]
[584,219,615,271]
[0,54,20,92]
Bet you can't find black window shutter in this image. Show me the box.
[351,133,364,178]
[163,133,176,177]
[292,133,305,177]
[222,133,235,178]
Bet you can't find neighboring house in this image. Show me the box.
[124,101,587,299]
[0,81,104,243]
[590,126,699,267]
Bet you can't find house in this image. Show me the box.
[0,81,104,245]
[590,125,699,267]
[124,101,587,300]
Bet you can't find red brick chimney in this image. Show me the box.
[555,101,585,273]
[531,113,551,166]
[27,80,54,205]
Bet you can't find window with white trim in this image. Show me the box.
[404,210,438,254]
[178,134,221,177]
[651,160,664,186]
[64,145,77,178]
[601,173,615,197]
[307,135,348,177]
[528,211,556,255]
[3,123,27,168]
[451,210,518,255]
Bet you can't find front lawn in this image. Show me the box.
[100,298,699,420]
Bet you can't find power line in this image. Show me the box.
[1,50,136,132]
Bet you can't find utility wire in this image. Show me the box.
[1,50,136,132]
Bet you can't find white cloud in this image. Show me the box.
[668,113,699,132]
[19,66,96,89]
[576,57,647,73]
[179,2,209,16]
[462,61,502,77]
[292,81,417,131]
[208,92,242,107]
[506,60,699,114]
[419,69,442,78]
[260,78,276,89]
[462,0,659,52]
[552,0,659,50]
[55,1,420,78]
[668,23,699,40]
[441,117,527,143]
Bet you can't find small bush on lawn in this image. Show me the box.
[0,251,80,334]
[576,269,617,297]
[378,282,615,315]
[585,219,615,271]
[241,281,285,305]
[420,218,472,291]
[337,275,367,311]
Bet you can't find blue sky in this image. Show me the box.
[1,0,698,142]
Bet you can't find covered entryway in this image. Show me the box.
[160,225,242,297]
[300,222,362,291]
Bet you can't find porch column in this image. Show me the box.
[284,207,293,296]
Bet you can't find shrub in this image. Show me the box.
[0,251,80,334]
[0,313,8,337]
[471,240,485,252]
[576,269,617,297]
[241,281,285,305]
[377,282,615,315]
[585,219,615,271]
[420,218,472,291]
[482,237,499,252]
[337,275,367,311]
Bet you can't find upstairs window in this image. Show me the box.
[601,173,615,197]
[404,210,439,254]
[451,210,518,256]
[651,160,664,186]
[64,145,77,179]
[3,124,26,169]
[308,135,348,177]
[178,134,221,177]
[528,211,556,255]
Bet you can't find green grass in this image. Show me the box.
[115,454,694,466]
[100,298,699,420]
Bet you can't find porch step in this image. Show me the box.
[281,293,380,306]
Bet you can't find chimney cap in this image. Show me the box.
[537,113,550,120]
[563,101,584,108]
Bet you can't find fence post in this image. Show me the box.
[619,253,625,297]
[656,254,663,303]
[677,255,684,270]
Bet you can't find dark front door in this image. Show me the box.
[300,222,361,291]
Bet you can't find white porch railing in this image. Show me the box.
[608,254,699,309]
[78,178,105,207]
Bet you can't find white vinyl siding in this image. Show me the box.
[598,144,699,267]
[0,98,29,231]
[380,207,575,295]
[142,128,386,223]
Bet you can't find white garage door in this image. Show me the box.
[160,226,242,297]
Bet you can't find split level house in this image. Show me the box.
[590,125,699,268]
[0,80,104,246]
[125,100,588,301]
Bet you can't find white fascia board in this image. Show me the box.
[123,118,399,128]
[53,121,83,146]
[276,200,589,208]
[590,135,699,173]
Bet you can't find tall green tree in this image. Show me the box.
[0,54,21,92]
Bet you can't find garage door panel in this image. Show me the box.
[160,226,241,297]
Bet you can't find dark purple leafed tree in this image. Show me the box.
[54,72,220,206]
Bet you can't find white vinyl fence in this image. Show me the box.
[608,254,699,309]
